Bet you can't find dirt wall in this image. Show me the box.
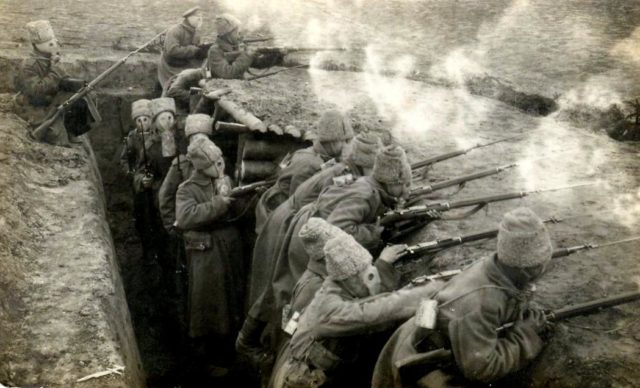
[0,96,144,387]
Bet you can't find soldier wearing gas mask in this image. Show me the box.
[14,20,99,146]
[270,233,442,388]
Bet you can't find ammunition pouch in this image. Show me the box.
[183,230,212,251]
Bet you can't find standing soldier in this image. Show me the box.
[175,138,243,377]
[158,113,213,233]
[255,109,354,234]
[157,7,208,90]
[206,14,255,79]
[372,207,553,387]
[119,99,166,264]
[270,233,443,388]
[14,20,99,146]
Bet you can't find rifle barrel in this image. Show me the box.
[410,164,516,197]
[551,291,640,321]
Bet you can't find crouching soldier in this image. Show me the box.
[175,138,244,377]
[270,233,443,388]
[372,207,553,388]
[14,20,99,146]
[207,14,256,79]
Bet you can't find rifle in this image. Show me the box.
[399,216,562,261]
[253,46,353,55]
[408,163,518,200]
[229,178,276,198]
[410,236,640,285]
[410,134,524,172]
[246,64,309,81]
[243,37,274,44]
[31,28,168,140]
[380,182,595,227]
[395,289,640,372]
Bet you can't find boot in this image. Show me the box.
[235,316,274,372]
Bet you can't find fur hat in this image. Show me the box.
[182,6,201,18]
[150,98,176,119]
[497,207,553,268]
[349,132,381,168]
[298,218,345,260]
[324,234,373,281]
[316,110,354,142]
[131,99,152,120]
[216,14,241,36]
[26,20,56,44]
[185,114,213,137]
[187,137,223,171]
[373,145,412,185]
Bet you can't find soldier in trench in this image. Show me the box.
[13,20,99,147]
[270,233,443,388]
[372,207,553,388]
[175,137,244,378]
[157,7,208,91]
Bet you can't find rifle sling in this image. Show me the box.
[438,203,486,221]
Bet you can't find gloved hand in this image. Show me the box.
[516,308,548,334]
[379,244,409,264]
[59,77,86,92]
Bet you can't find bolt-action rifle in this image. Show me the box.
[410,134,524,173]
[229,178,276,198]
[410,236,640,285]
[31,28,168,140]
[408,162,518,201]
[381,182,594,227]
[398,216,563,262]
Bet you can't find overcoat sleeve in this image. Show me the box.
[326,196,382,250]
[314,285,440,338]
[207,45,252,79]
[175,183,229,229]
[18,60,65,102]
[447,295,543,383]
[158,158,182,229]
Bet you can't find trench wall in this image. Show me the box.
[0,48,154,386]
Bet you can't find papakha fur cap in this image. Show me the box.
[26,20,55,44]
[131,99,152,120]
[316,110,355,142]
[324,233,373,281]
[150,97,176,119]
[373,145,411,185]
[497,207,553,268]
[298,217,346,260]
[187,137,223,171]
[349,132,382,168]
[185,114,213,137]
[182,6,201,18]
[216,13,241,36]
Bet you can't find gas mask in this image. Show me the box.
[359,265,381,296]
[35,39,61,63]
[135,116,151,133]
[155,112,176,157]
[187,14,203,29]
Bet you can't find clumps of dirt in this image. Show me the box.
[465,74,559,116]
[557,101,640,142]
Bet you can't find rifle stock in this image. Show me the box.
[229,178,275,198]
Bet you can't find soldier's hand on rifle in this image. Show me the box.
[517,308,548,334]
[425,209,442,220]
[379,244,409,264]
[244,44,258,57]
